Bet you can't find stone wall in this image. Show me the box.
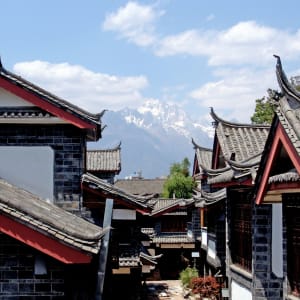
[252,203,283,299]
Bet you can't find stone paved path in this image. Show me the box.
[145,280,185,300]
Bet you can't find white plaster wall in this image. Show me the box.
[272,203,283,277]
[0,87,33,106]
[113,209,136,220]
[201,229,207,247]
[208,239,216,259]
[0,146,54,201]
[231,280,252,300]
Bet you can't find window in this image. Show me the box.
[230,189,252,272]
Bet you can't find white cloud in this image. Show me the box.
[102,1,164,47]
[189,67,277,122]
[156,21,300,66]
[13,60,149,113]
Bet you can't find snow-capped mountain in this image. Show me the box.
[88,100,213,179]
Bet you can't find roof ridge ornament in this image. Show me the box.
[274,54,300,101]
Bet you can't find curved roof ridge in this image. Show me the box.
[199,163,231,175]
[275,55,300,102]
[201,188,227,200]
[82,173,154,206]
[191,138,212,151]
[194,188,226,206]
[225,152,263,169]
[88,141,121,153]
[210,107,269,129]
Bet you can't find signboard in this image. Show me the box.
[191,252,200,258]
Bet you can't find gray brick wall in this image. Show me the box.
[0,233,65,299]
[0,124,86,205]
[0,233,98,299]
[252,204,283,299]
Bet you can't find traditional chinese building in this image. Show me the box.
[0,61,108,298]
[192,56,300,299]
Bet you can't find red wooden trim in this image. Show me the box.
[211,177,253,189]
[0,214,92,264]
[256,124,300,205]
[0,77,96,129]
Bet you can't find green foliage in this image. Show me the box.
[179,267,198,288]
[251,96,275,125]
[163,158,196,198]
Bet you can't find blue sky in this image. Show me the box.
[1,0,300,124]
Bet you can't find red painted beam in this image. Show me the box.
[0,214,93,264]
[0,77,96,130]
[211,177,253,189]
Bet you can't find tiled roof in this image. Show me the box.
[117,242,161,268]
[194,188,227,207]
[0,178,103,254]
[114,178,166,196]
[211,108,270,162]
[198,110,270,185]
[150,198,194,216]
[87,143,121,173]
[207,154,261,184]
[269,169,300,184]
[192,138,213,170]
[82,173,154,210]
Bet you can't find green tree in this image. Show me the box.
[163,158,195,199]
[251,90,276,125]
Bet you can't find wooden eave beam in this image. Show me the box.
[211,177,253,189]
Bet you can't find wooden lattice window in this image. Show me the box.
[230,190,252,272]
[284,195,300,297]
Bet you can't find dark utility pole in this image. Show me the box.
[95,198,113,300]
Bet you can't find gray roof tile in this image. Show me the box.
[0,178,103,254]
[82,173,154,210]
[87,143,121,172]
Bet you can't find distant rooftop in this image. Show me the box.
[114,177,166,197]
[87,142,121,174]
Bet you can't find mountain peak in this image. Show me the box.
[91,101,213,179]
